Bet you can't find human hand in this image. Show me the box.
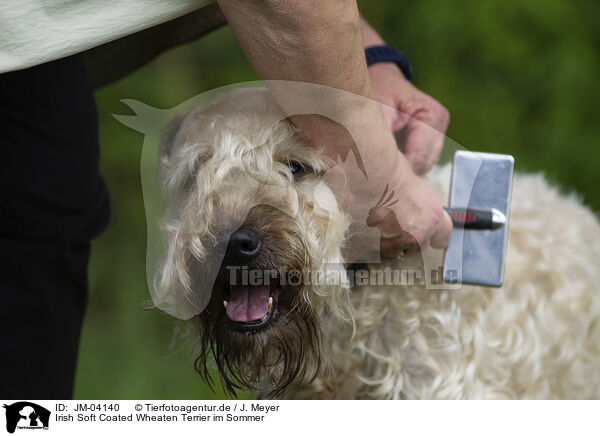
[363,152,453,256]
[286,86,453,260]
[368,62,450,176]
[323,140,453,260]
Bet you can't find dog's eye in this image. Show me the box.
[285,161,306,179]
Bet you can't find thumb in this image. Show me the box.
[430,210,453,249]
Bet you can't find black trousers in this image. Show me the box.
[0,56,109,399]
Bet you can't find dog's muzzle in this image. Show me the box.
[221,227,280,334]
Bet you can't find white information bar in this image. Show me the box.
[1,400,596,436]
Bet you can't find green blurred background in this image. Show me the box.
[74,0,600,398]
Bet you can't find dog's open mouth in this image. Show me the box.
[223,282,280,334]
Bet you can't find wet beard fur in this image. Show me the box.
[192,289,323,398]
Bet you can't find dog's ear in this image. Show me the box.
[157,110,200,194]
[159,111,188,159]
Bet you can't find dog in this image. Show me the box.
[155,87,600,399]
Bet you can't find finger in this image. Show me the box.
[430,210,453,249]
[379,230,421,257]
[418,126,446,174]
[403,100,450,175]
[391,109,411,133]
[366,207,404,236]
[423,103,450,170]
[380,239,415,258]
[403,119,436,176]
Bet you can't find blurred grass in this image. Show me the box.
[73,0,600,398]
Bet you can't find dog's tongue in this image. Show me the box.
[226,285,270,322]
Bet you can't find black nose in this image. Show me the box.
[224,227,262,264]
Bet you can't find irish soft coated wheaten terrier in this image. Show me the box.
[155,88,600,399]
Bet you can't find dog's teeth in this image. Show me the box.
[268,296,273,312]
[223,300,228,309]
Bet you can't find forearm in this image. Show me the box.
[216,0,411,187]
[217,1,370,95]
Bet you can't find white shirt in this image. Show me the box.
[0,0,215,74]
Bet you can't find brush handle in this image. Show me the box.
[445,207,506,230]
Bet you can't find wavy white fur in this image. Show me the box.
[157,88,600,399]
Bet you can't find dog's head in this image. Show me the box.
[156,88,352,397]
